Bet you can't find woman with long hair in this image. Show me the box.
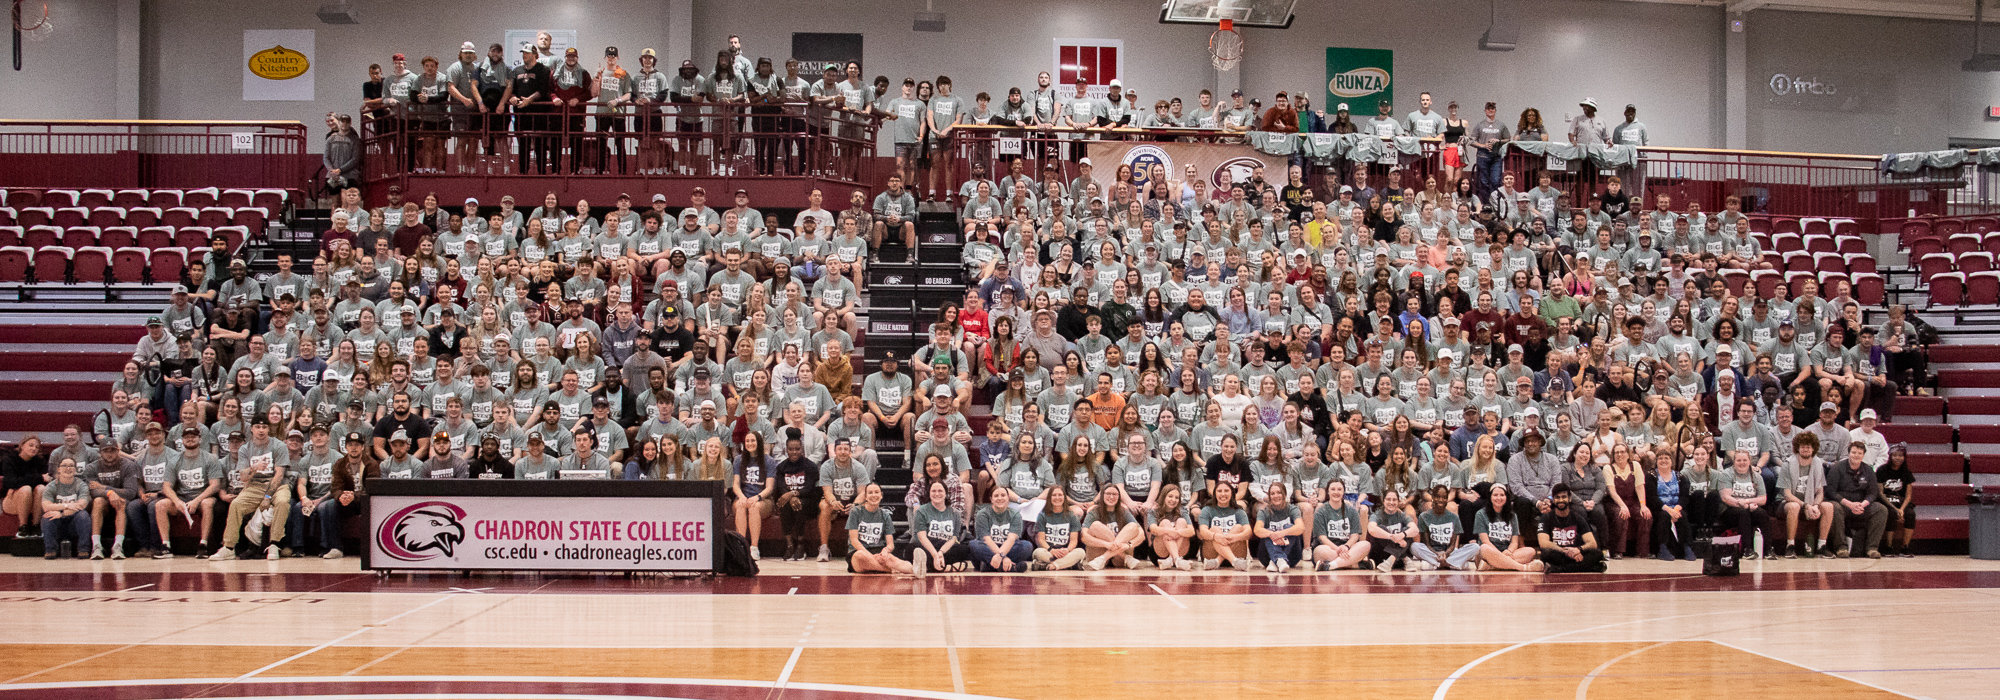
[1309,479,1372,570]
[1197,481,1254,571]
[911,480,974,573]
[1081,487,1146,570]
[1147,483,1197,570]
[906,453,967,521]
[1473,484,1545,571]
[1031,488,1087,571]
[847,483,914,575]
[1053,435,1103,517]
[731,431,775,550]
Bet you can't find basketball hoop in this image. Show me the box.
[14,1,53,42]
[1209,19,1242,71]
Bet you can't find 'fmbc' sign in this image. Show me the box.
[1325,47,1394,111]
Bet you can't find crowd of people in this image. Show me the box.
[0,39,1932,575]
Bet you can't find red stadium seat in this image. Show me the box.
[1918,253,1957,281]
[72,246,111,283]
[1830,218,1859,237]
[16,207,52,228]
[4,190,39,208]
[1800,217,1830,237]
[1760,251,1782,270]
[1972,217,2000,234]
[1812,251,1845,275]
[161,207,197,229]
[147,248,185,284]
[1949,233,1984,255]
[30,247,70,283]
[1782,250,1812,273]
[231,208,267,234]
[51,207,87,228]
[1969,271,2000,306]
[111,247,148,283]
[0,246,28,281]
[219,189,254,209]
[1964,252,1997,275]
[1842,253,1877,275]
[1938,219,1968,236]
[1851,272,1885,306]
[213,226,247,252]
[196,207,232,229]
[60,226,98,249]
[1748,217,1772,234]
[1771,232,1803,253]
[1786,271,1818,298]
[1722,269,1750,296]
[1836,235,1866,254]
[124,207,160,229]
[88,207,124,228]
[1802,234,1836,254]
[1907,236,1944,259]
[41,190,77,208]
[98,226,135,250]
[1752,269,1781,299]
[0,207,13,226]
[136,227,173,250]
[253,189,286,214]
[173,227,212,250]
[182,187,219,208]
[0,226,17,247]
[1931,272,1966,307]
[147,190,181,209]
[22,226,59,250]
[1772,217,1802,235]
[112,189,148,209]
[78,189,113,209]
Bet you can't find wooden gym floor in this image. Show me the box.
[0,556,1992,699]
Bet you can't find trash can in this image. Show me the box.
[1973,503,2000,561]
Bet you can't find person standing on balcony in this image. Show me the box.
[504,43,554,175]
[410,56,452,174]
[668,59,710,176]
[474,44,512,168]
[592,46,633,175]
[1569,98,1610,147]
[443,42,484,175]
[1610,104,1648,196]
[321,113,358,203]
[631,49,670,176]
[380,54,417,173]
[551,48,594,175]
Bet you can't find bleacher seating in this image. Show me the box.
[0,187,279,289]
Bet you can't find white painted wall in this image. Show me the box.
[6,0,1993,157]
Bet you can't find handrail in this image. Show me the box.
[0,119,310,128]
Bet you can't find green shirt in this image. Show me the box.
[845,505,896,552]
[1313,502,1362,542]
[1472,508,1521,545]
[1039,510,1081,549]
[973,505,1024,543]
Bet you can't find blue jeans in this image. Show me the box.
[163,381,195,420]
[1477,149,1503,198]
[969,539,1032,571]
[42,510,91,554]
[291,499,342,552]
[125,498,160,548]
[1261,537,1301,565]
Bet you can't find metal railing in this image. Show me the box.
[0,119,312,192]
[358,102,879,186]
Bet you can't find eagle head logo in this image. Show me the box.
[378,502,468,561]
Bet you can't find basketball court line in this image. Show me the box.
[937,596,966,695]
[1573,640,1675,699]
[222,594,458,684]
[0,676,1021,700]
[0,594,332,684]
[1146,583,1186,608]
[1429,599,1966,700]
[1707,639,1923,700]
[770,613,818,694]
[341,592,524,676]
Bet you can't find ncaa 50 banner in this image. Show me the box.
[1085,142,1288,201]
[367,493,715,571]
[1325,47,1392,112]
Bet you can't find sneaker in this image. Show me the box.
[1900,550,1916,558]
[43,552,56,560]
[1836,548,1852,559]
[153,549,173,560]
[266,545,280,560]
[1027,561,1047,572]
[1412,560,1438,572]
[1265,561,1279,573]
[911,549,928,578]
[1201,558,1221,571]
[1375,557,1395,573]
[1784,545,1798,560]
[817,545,830,562]
[111,549,127,560]
[90,546,104,561]
[1123,556,1143,569]
[322,548,343,560]
[1275,559,1290,573]
[1086,556,1108,571]
[751,545,762,562]
[209,548,237,561]
[1658,544,1676,561]
[1867,549,1882,559]
[1175,558,1192,571]
[1817,547,1837,559]
[280,547,295,558]
[1683,547,1697,560]
[1231,557,1253,572]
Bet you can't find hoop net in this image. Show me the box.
[1209,20,1242,71]
[14,1,53,41]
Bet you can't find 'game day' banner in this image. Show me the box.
[368,494,714,572]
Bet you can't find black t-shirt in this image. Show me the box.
[373,412,433,445]
[1539,506,1591,549]
[773,456,817,496]
[509,64,552,107]
[1876,464,1914,508]
[1204,455,1249,488]
[468,456,514,479]
[652,324,697,363]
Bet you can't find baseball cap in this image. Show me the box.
[1108,78,1122,88]
[1507,344,1524,354]
[604,46,619,56]
[1580,97,1599,109]
[345,431,365,444]
[699,400,717,410]
[641,48,657,58]
[592,396,610,407]
[564,47,578,56]
[652,193,668,202]
[1820,401,1839,413]
[1230,89,1243,97]
[392,53,406,61]
[146,316,163,326]
[518,42,535,54]
[1859,408,1879,420]
[459,41,477,53]
[933,385,953,397]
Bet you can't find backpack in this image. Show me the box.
[1703,531,1741,577]
[716,530,759,577]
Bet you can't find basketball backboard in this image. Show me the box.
[1159,0,1296,28]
